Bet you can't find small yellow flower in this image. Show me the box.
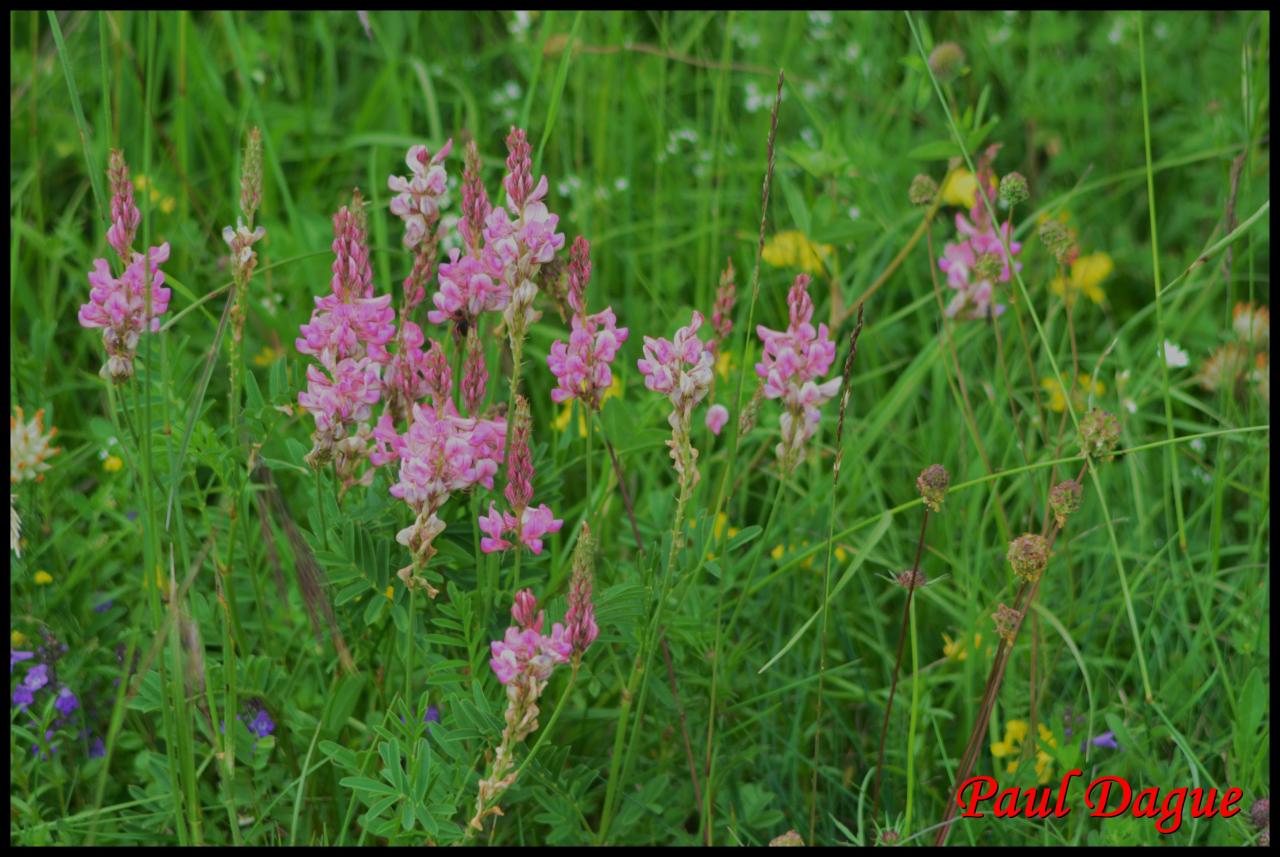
[762,230,834,275]
[770,544,786,560]
[253,345,281,367]
[940,168,979,208]
[12,630,28,647]
[1041,375,1106,414]
[834,545,848,563]
[1049,252,1113,307]
[134,174,150,192]
[385,585,395,600]
[991,719,1056,783]
[553,377,622,437]
[715,350,734,382]
[160,196,176,214]
[103,455,124,473]
[34,570,53,585]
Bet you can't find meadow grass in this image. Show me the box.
[9,10,1271,846]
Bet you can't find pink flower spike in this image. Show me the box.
[511,588,542,631]
[388,141,452,250]
[105,150,140,263]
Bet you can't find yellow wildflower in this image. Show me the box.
[942,631,984,662]
[1041,375,1106,414]
[1049,252,1113,307]
[762,230,834,275]
[103,455,124,473]
[34,570,53,585]
[385,585,395,600]
[12,630,28,647]
[770,543,786,560]
[940,168,979,208]
[554,376,622,437]
[160,196,176,214]
[991,719,1057,784]
[834,545,848,563]
[253,345,281,367]
[715,350,734,381]
[702,512,740,559]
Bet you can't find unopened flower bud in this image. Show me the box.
[909,174,938,207]
[240,126,264,223]
[1008,533,1050,582]
[916,464,950,513]
[1078,408,1122,461]
[1048,480,1083,527]
[998,172,1029,207]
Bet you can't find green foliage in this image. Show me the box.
[8,9,1271,848]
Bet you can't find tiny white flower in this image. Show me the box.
[1162,340,1189,368]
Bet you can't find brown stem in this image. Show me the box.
[870,509,930,827]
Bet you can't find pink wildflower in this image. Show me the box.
[546,238,629,411]
[79,243,172,383]
[490,127,566,359]
[705,403,729,436]
[388,141,452,250]
[376,399,505,589]
[478,396,563,555]
[937,145,1023,320]
[429,249,510,329]
[471,588,574,834]
[637,310,715,485]
[755,274,841,467]
[296,197,397,474]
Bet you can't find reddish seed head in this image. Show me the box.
[991,603,1020,645]
[916,464,950,513]
[1048,480,1083,527]
[1007,533,1050,582]
[1079,408,1122,461]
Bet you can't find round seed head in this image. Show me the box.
[916,463,950,513]
[1078,408,1122,461]
[1007,533,1050,582]
[1251,797,1270,830]
[1048,480,1083,527]
[928,41,966,84]
[1038,219,1076,265]
[991,603,1020,645]
[909,174,938,207]
[998,172,1029,207]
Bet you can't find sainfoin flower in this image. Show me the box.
[754,274,840,468]
[296,197,396,486]
[705,403,729,436]
[937,145,1022,320]
[476,396,562,555]
[546,238,629,412]
[490,127,566,357]
[374,399,505,592]
[79,244,173,383]
[638,310,715,486]
[388,141,452,251]
[471,588,573,834]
